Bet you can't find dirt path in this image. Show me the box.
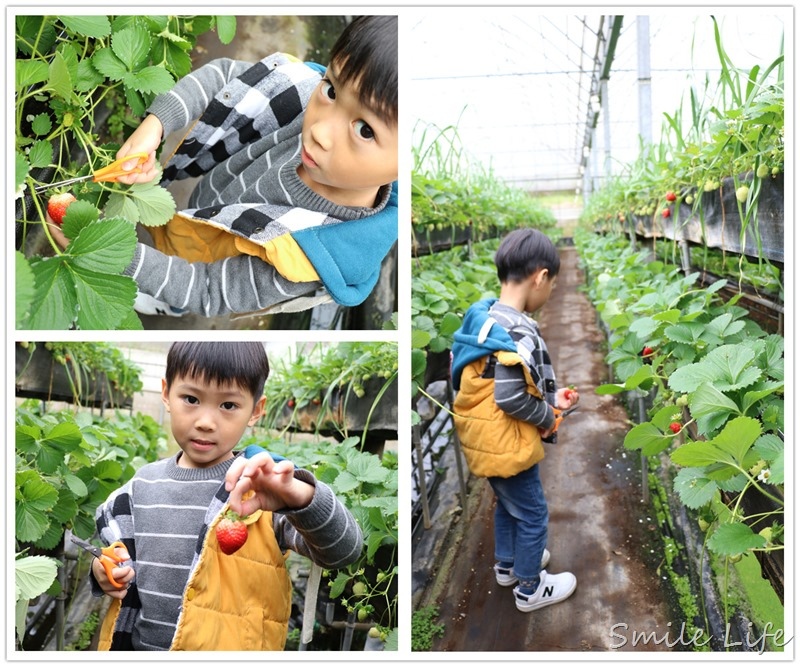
[422,246,678,652]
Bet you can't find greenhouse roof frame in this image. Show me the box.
[409,10,786,195]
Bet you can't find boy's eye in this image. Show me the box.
[354,120,375,140]
[221,401,238,411]
[182,395,199,405]
[320,80,336,100]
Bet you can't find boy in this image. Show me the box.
[450,228,579,613]
[53,16,398,317]
[90,342,363,650]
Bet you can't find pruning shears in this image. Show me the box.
[70,535,129,589]
[33,152,149,194]
[552,405,579,432]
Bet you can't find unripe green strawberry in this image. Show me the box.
[736,185,750,203]
[216,510,248,555]
[368,627,381,639]
[352,581,368,597]
[756,163,770,179]
[358,608,369,622]
[698,518,710,532]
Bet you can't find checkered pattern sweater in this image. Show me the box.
[124,53,397,311]
[92,446,363,651]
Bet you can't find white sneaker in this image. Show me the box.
[494,549,551,586]
[514,569,576,612]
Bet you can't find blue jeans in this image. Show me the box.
[488,463,548,590]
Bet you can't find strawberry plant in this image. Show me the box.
[15,15,237,330]
[576,228,783,637]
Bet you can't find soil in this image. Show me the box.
[416,246,680,652]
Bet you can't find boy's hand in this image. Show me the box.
[114,114,164,185]
[556,386,580,410]
[91,546,135,600]
[225,452,315,515]
[45,216,71,250]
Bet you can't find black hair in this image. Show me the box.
[494,228,560,283]
[330,15,398,126]
[165,342,270,402]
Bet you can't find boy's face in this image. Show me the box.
[162,374,265,469]
[298,65,397,208]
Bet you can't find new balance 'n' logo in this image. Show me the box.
[542,586,554,598]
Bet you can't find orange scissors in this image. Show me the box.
[70,535,129,589]
[552,405,579,432]
[33,152,149,194]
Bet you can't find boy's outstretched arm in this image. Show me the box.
[225,452,363,569]
[125,244,322,315]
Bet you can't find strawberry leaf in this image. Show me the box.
[71,267,137,330]
[28,257,79,330]
[92,48,127,82]
[124,66,175,95]
[28,140,52,169]
[124,180,176,226]
[623,422,672,456]
[111,25,151,70]
[15,251,35,328]
[214,16,237,44]
[31,113,52,136]
[59,15,111,38]
[672,468,719,509]
[76,59,105,92]
[15,555,60,602]
[707,522,765,556]
[61,199,100,240]
[47,51,75,102]
[69,217,136,274]
[15,151,30,194]
[16,59,49,89]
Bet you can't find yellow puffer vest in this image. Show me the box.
[453,350,546,478]
[98,508,292,651]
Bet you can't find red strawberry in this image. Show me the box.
[669,422,682,434]
[564,388,576,401]
[641,347,654,357]
[661,207,671,218]
[215,510,248,555]
[665,191,676,202]
[47,193,76,226]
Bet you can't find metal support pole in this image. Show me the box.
[412,423,432,529]
[636,16,653,146]
[637,394,649,504]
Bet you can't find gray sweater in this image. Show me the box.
[93,451,362,650]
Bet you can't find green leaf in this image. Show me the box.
[69,217,137,273]
[673,468,719,509]
[59,15,111,38]
[624,364,654,390]
[37,422,83,473]
[105,192,141,223]
[411,349,427,379]
[438,311,462,336]
[64,473,89,498]
[15,555,59,602]
[215,16,237,44]
[753,434,783,463]
[111,25,151,70]
[629,316,659,339]
[28,257,78,330]
[16,59,49,89]
[687,382,740,420]
[16,151,30,194]
[367,530,388,560]
[329,571,350,599]
[124,66,175,95]
[71,267,138,330]
[16,252,35,328]
[126,179,177,226]
[28,140,53,169]
[712,416,761,467]
[346,452,389,485]
[93,460,124,481]
[92,47,127,82]
[162,39,193,78]
[704,344,762,391]
[61,200,100,240]
[47,50,74,101]
[75,59,105,92]
[594,383,626,395]
[411,329,432,350]
[707,522,766,556]
[623,422,671,456]
[31,113,53,136]
[16,477,59,542]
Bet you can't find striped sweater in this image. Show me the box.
[92,448,362,651]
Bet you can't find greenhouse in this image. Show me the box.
[411,11,786,654]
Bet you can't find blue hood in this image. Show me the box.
[450,298,516,390]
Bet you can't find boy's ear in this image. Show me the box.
[532,268,549,287]
[248,395,267,426]
[161,378,170,412]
